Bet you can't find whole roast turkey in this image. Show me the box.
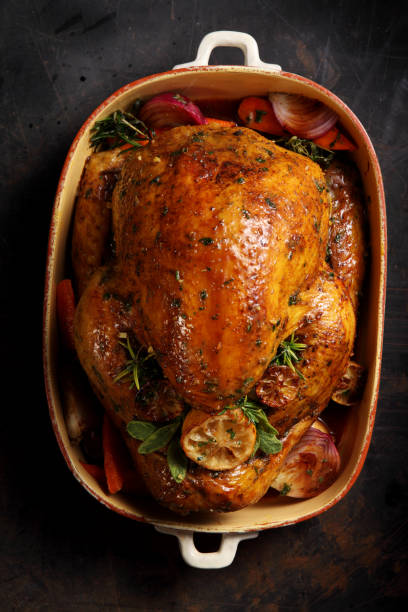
[72,125,361,514]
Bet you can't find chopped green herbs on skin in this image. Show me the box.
[226,428,236,440]
[280,483,291,496]
[199,237,214,245]
[271,332,306,379]
[288,292,300,306]
[236,177,245,184]
[192,132,204,142]
[265,197,277,209]
[200,290,208,300]
[314,179,325,192]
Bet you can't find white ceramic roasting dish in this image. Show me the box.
[43,31,386,568]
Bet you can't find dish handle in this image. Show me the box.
[155,525,258,569]
[173,30,281,72]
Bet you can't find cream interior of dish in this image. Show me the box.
[45,68,385,532]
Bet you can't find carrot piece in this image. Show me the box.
[105,137,149,149]
[56,279,76,351]
[313,125,356,150]
[80,461,106,487]
[237,96,285,135]
[102,414,131,494]
[204,117,237,127]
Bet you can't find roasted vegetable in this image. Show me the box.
[237,96,284,135]
[139,93,206,128]
[270,424,340,498]
[269,93,338,139]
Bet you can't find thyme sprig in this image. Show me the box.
[271,332,306,379]
[90,104,151,151]
[114,332,156,390]
[274,135,335,169]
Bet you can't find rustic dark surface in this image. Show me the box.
[1,0,407,610]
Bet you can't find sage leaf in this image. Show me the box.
[167,436,188,483]
[256,410,279,436]
[126,420,157,441]
[258,429,282,455]
[138,420,180,454]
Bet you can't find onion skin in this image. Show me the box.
[269,93,338,139]
[270,425,340,498]
[139,93,206,129]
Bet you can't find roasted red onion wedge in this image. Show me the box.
[269,93,338,139]
[139,93,207,128]
[270,425,340,498]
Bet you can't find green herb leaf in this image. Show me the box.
[126,420,157,440]
[167,436,188,483]
[90,109,151,151]
[114,333,157,389]
[138,419,181,454]
[271,332,306,379]
[258,429,282,454]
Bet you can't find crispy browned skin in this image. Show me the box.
[325,158,365,310]
[73,126,361,515]
[256,266,356,434]
[110,125,329,412]
[74,267,185,424]
[72,149,127,296]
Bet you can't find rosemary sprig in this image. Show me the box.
[271,333,306,379]
[90,104,151,151]
[114,332,156,390]
[274,135,335,169]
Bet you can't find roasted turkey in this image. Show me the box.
[72,124,362,514]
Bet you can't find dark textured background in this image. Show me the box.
[1,1,407,610]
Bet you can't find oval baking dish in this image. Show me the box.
[43,31,386,568]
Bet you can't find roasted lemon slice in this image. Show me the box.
[180,408,257,470]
